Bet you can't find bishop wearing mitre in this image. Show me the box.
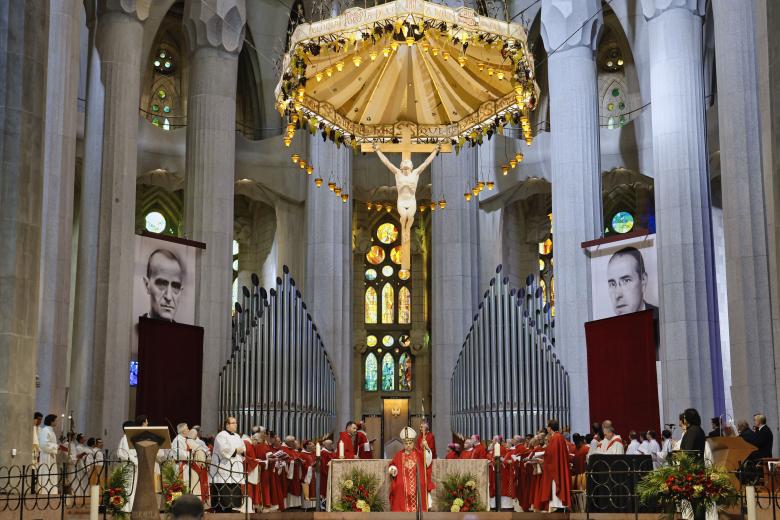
[388,427,435,512]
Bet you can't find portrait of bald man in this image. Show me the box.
[143,248,185,321]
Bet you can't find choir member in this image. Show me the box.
[388,427,434,512]
[38,415,59,494]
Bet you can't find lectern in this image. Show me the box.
[125,426,171,519]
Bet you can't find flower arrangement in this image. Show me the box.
[637,454,738,519]
[434,472,485,512]
[103,463,133,519]
[332,468,385,512]
[160,461,188,511]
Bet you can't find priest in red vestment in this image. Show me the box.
[337,421,358,459]
[571,433,590,491]
[244,435,261,510]
[356,422,373,459]
[388,427,435,512]
[459,439,475,459]
[415,421,437,459]
[445,442,461,459]
[319,440,335,499]
[472,435,488,459]
[280,436,304,509]
[298,440,317,509]
[536,420,572,512]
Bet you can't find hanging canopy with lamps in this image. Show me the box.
[274,0,540,151]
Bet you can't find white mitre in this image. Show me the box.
[400,427,417,440]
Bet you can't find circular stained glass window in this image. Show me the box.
[232,240,240,255]
[607,102,614,111]
[366,246,385,265]
[611,211,635,234]
[377,223,399,244]
[539,259,545,271]
[365,269,377,281]
[612,88,620,97]
[152,104,159,112]
[399,334,411,347]
[367,335,377,347]
[382,265,394,277]
[144,211,166,233]
[390,245,402,265]
[232,259,238,271]
[163,105,171,113]
[157,89,166,100]
[382,335,394,347]
[398,269,410,281]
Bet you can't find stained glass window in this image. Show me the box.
[144,211,166,233]
[365,269,377,281]
[365,287,378,324]
[367,335,377,347]
[381,353,395,391]
[382,265,394,277]
[399,334,411,347]
[390,245,402,265]
[398,286,411,324]
[366,246,385,265]
[603,81,627,129]
[377,223,399,244]
[611,211,635,233]
[398,269,410,281]
[539,238,553,256]
[399,353,412,391]
[129,361,139,387]
[382,335,394,347]
[365,353,378,391]
[381,283,394,323]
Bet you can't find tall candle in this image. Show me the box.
[316,442,321,457]
[89,485,99,520]
[493,442,501,458]
[339,440,344,459]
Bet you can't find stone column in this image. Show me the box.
[641,0,724,419]
[35,0,81,416]
[541,0,603,432]
[0,0,48,466]
[90,0,149,442]
[431,148,480,445]
[305,137,353,429]
[70,4,105,433]
[183,0,246,433]
[713,0,778,430]
[502,201,541,289]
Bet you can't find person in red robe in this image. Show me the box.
[280,436,304,509]
[297,440,317,509]
[244,435,261,511]
[511,437,531,511]
[500,439,517,506]
[253,430,278,512]
[459,439,475,459]
[445,442,461,459]
[356,422,373,459]
[265,434,287,512]
[571,433,589,491]
[472,435,488,459]
[415,421,437,459]
[337,421,358,459]
[319,440,335,499]
[388,427,435,512]
[535,420,572,512]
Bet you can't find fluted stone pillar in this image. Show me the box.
[541,0,603,431]
[70,4,105,433]
[183,0,246,433]
[712,0,778,432]
[35,0,81,416]
[431,148,479,444]
[305,137,353,429]
[90,0,149,442]
[0,0,48,466]
[641,0,724,419]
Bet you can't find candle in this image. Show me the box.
[493,441,501,458]
[89,485,99,520]
[316,442,321,457]
[339,440,344,459]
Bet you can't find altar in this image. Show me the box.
[326,459,492,512]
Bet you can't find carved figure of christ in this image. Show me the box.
[373,142,440,271]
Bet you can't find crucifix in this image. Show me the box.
[363,127,452,272]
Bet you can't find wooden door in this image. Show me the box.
[382,398,409,458]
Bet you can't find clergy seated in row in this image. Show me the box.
[388,427,435,512]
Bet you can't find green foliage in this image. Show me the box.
[434,472,485,512]
[160,461,188,511]
[636,454,739,519]
[102,463,133,519]
[332,468,385,512]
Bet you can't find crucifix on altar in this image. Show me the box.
[363,126,452,272]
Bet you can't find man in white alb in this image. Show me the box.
[210,416,245,512]
[596,421,625,455]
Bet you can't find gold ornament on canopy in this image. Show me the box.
[275,0,539,270]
